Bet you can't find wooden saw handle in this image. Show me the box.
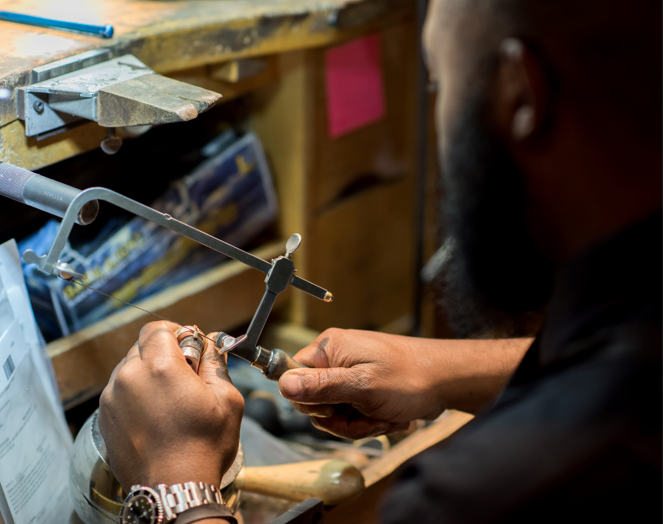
[236,459,365,505]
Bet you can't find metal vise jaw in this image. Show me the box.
[16,49,221,142]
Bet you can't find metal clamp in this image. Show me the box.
[16,49,221,141]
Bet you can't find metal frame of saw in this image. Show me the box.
[22,186,332,376]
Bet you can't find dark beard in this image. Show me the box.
[437,93,553,338]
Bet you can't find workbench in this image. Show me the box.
[0,1,467,523]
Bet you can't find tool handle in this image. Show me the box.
[235,459,365,505]
[0,162,99,225]
[0,11,113,38]
[264,349,365,420]
[263,348,306,381]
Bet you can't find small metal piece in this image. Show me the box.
[250,346,273,372]
[324,291,333,303]
[285,233,302,259]
[175,325,200,344]
[215,332,230,348]
[176,326,205,372]
[31,49,112,83]
[101,128,123,155]
[55,261,86,281]
[33,100,44,113]
[215,334,248,355]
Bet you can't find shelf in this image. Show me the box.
[0,0,413,171]
[48,241,286,410]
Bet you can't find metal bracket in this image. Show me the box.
[17,52,153,137]
[16,49,221,139]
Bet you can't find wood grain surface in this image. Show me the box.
[236,459,365,505]
[360,410,475,487]
[0,0,413,127]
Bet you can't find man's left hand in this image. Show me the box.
[98,321,245,492]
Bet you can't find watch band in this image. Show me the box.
[173,503,236,524]
[156,482,225,522]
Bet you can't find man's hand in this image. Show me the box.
[98,321,244,492]
[278,329,531,439]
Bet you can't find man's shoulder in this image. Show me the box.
[381,327,661,524]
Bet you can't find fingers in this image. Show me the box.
[198,332,244,414]
[292,334,333,368]
[198,332,233,386]
[278,366,363,405]
[136,321,187,365]
[311,414,408,440]
[290,402,335,418]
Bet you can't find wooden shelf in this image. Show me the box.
[48,241,287,409]
[0,0,413,171]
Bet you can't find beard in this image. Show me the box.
[437,91,554,338]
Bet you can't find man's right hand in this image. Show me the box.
[278,328,532,439]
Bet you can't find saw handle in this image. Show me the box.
[0,162,99,225]
[263,348,306,380]
[265,349,364,420]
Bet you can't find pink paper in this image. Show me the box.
[325,34,386,138]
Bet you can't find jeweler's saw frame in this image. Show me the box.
[0,162,332,380]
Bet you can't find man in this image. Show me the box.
[98,0,662,522]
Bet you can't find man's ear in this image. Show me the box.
[496,38,550,142]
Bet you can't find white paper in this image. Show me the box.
[0,242,63,417]
[0,240,73,524]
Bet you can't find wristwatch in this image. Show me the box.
[120,482,228,524]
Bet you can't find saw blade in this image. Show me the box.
[63,277,219,347]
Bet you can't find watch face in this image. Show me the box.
[120,488,163,524]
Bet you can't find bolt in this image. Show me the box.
[33,101,44,114]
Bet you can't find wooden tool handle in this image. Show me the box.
[236,459,365,505]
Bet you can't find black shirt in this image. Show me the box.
[382,213,663,523]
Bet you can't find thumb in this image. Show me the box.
[137,321,188,365]
[279,366,362,405]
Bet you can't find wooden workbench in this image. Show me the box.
[0,0,412,169]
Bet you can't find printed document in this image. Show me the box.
[0,240,73,524]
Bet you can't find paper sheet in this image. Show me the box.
[325,34,386,138]
[0,240,73,524]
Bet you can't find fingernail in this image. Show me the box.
[370,423,390,437]
[312,405,334,418]
[280,373,302,398]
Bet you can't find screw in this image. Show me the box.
[33,101,44,114]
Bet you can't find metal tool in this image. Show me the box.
[16,49,221,141]
[0,162,332,380]
[176,326,207,373]
[0,162,99,225]
[0,10,113,38]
